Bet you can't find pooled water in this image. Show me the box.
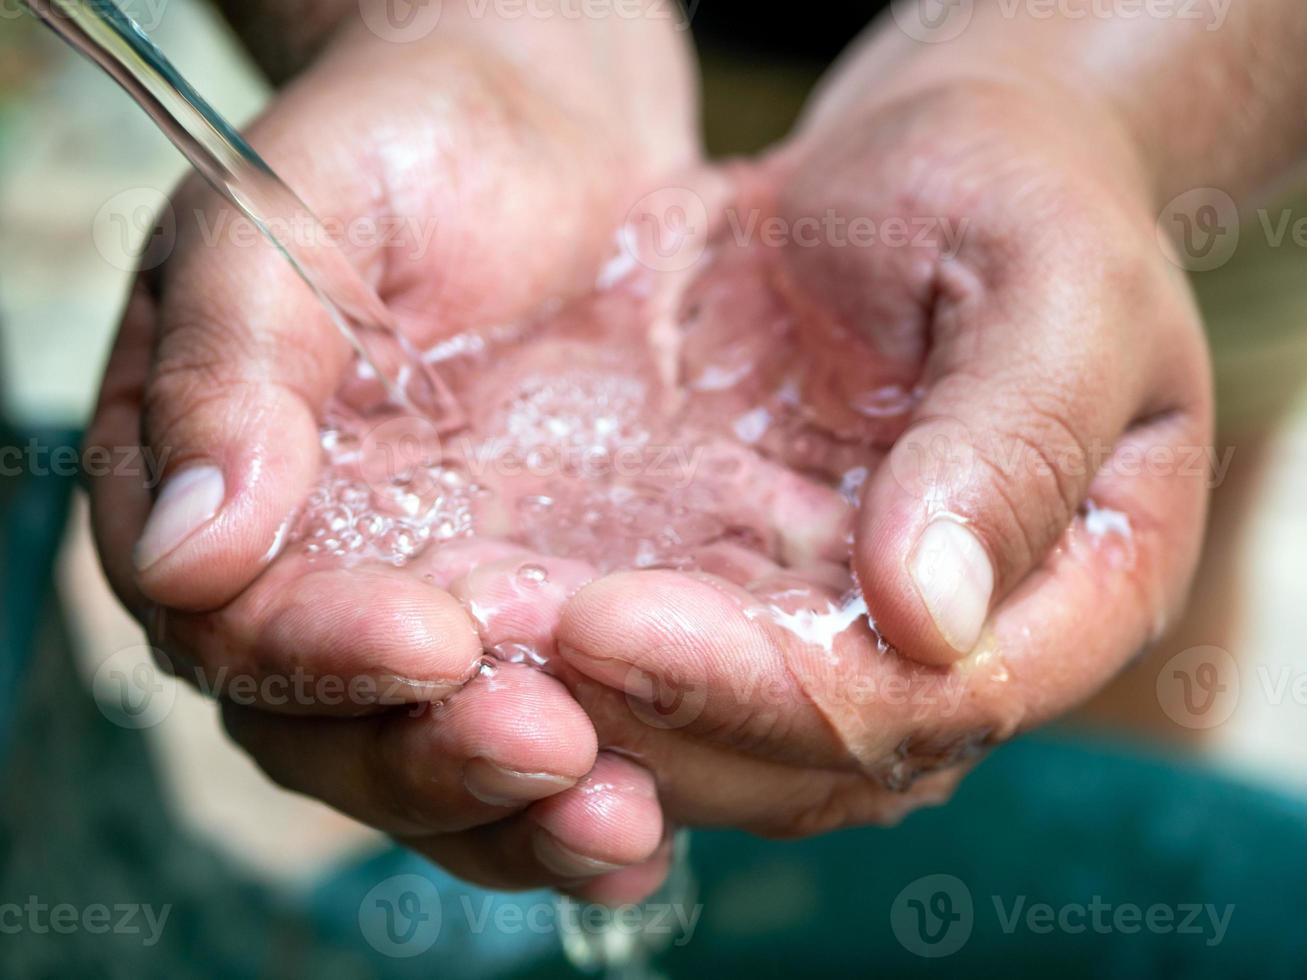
[282,190,1148,812]
[289,215,925,675]
[289,196,1128,705]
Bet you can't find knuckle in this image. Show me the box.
[144,298,334,448]
[970,387,1093,580]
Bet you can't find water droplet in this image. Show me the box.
[852,384,916,419]
[517,563,548,587]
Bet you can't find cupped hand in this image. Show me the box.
[89,30,1214,895]
[86,14,698,901]
[552,79,1213,836]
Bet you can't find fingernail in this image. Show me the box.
[909,518,994,654]
[557,645,647,698]
[373,673,458,707]
[532,829,623,878]
[463,759,575,807]
[133,465,225,572]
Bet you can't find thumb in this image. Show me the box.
[128,59,403,609]
[853,239,1198,667]
[130,191,347,610]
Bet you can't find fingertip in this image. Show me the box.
[463,760,579,808]
[908,517,994,653]
[132,462,226,573]
[259,565,483,696]
[531,830,628,879]
[133,385,320,610]
[856,474,989,668]
[529,754,664,874]
[434,665,600,787]
[559,570,747,667]
[561,843,674,904]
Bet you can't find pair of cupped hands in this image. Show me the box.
[88,15,1211,903]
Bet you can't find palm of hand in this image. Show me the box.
[279,168,1021,836]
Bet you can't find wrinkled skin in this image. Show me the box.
[87,23,1211,903]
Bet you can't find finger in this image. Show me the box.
[563,837,676,904]
[852,231,1204,666]
[686,541,785,586]
[982,409,1212,725]
[412,753,664,892]
[558,570,1005,775]
[161,556,482,715]
[221,663,597,836]
[561,570,845,765]
[773,111,1206,666]
[131,171,343,610]
[562,665,973,835]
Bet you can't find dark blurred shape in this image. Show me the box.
[688,2,888,156]
[688,0,885,63]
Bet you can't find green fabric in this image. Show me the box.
[0,427,79,772]
[656,738,1307,977]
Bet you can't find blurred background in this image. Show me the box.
[3,2,1307,976]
